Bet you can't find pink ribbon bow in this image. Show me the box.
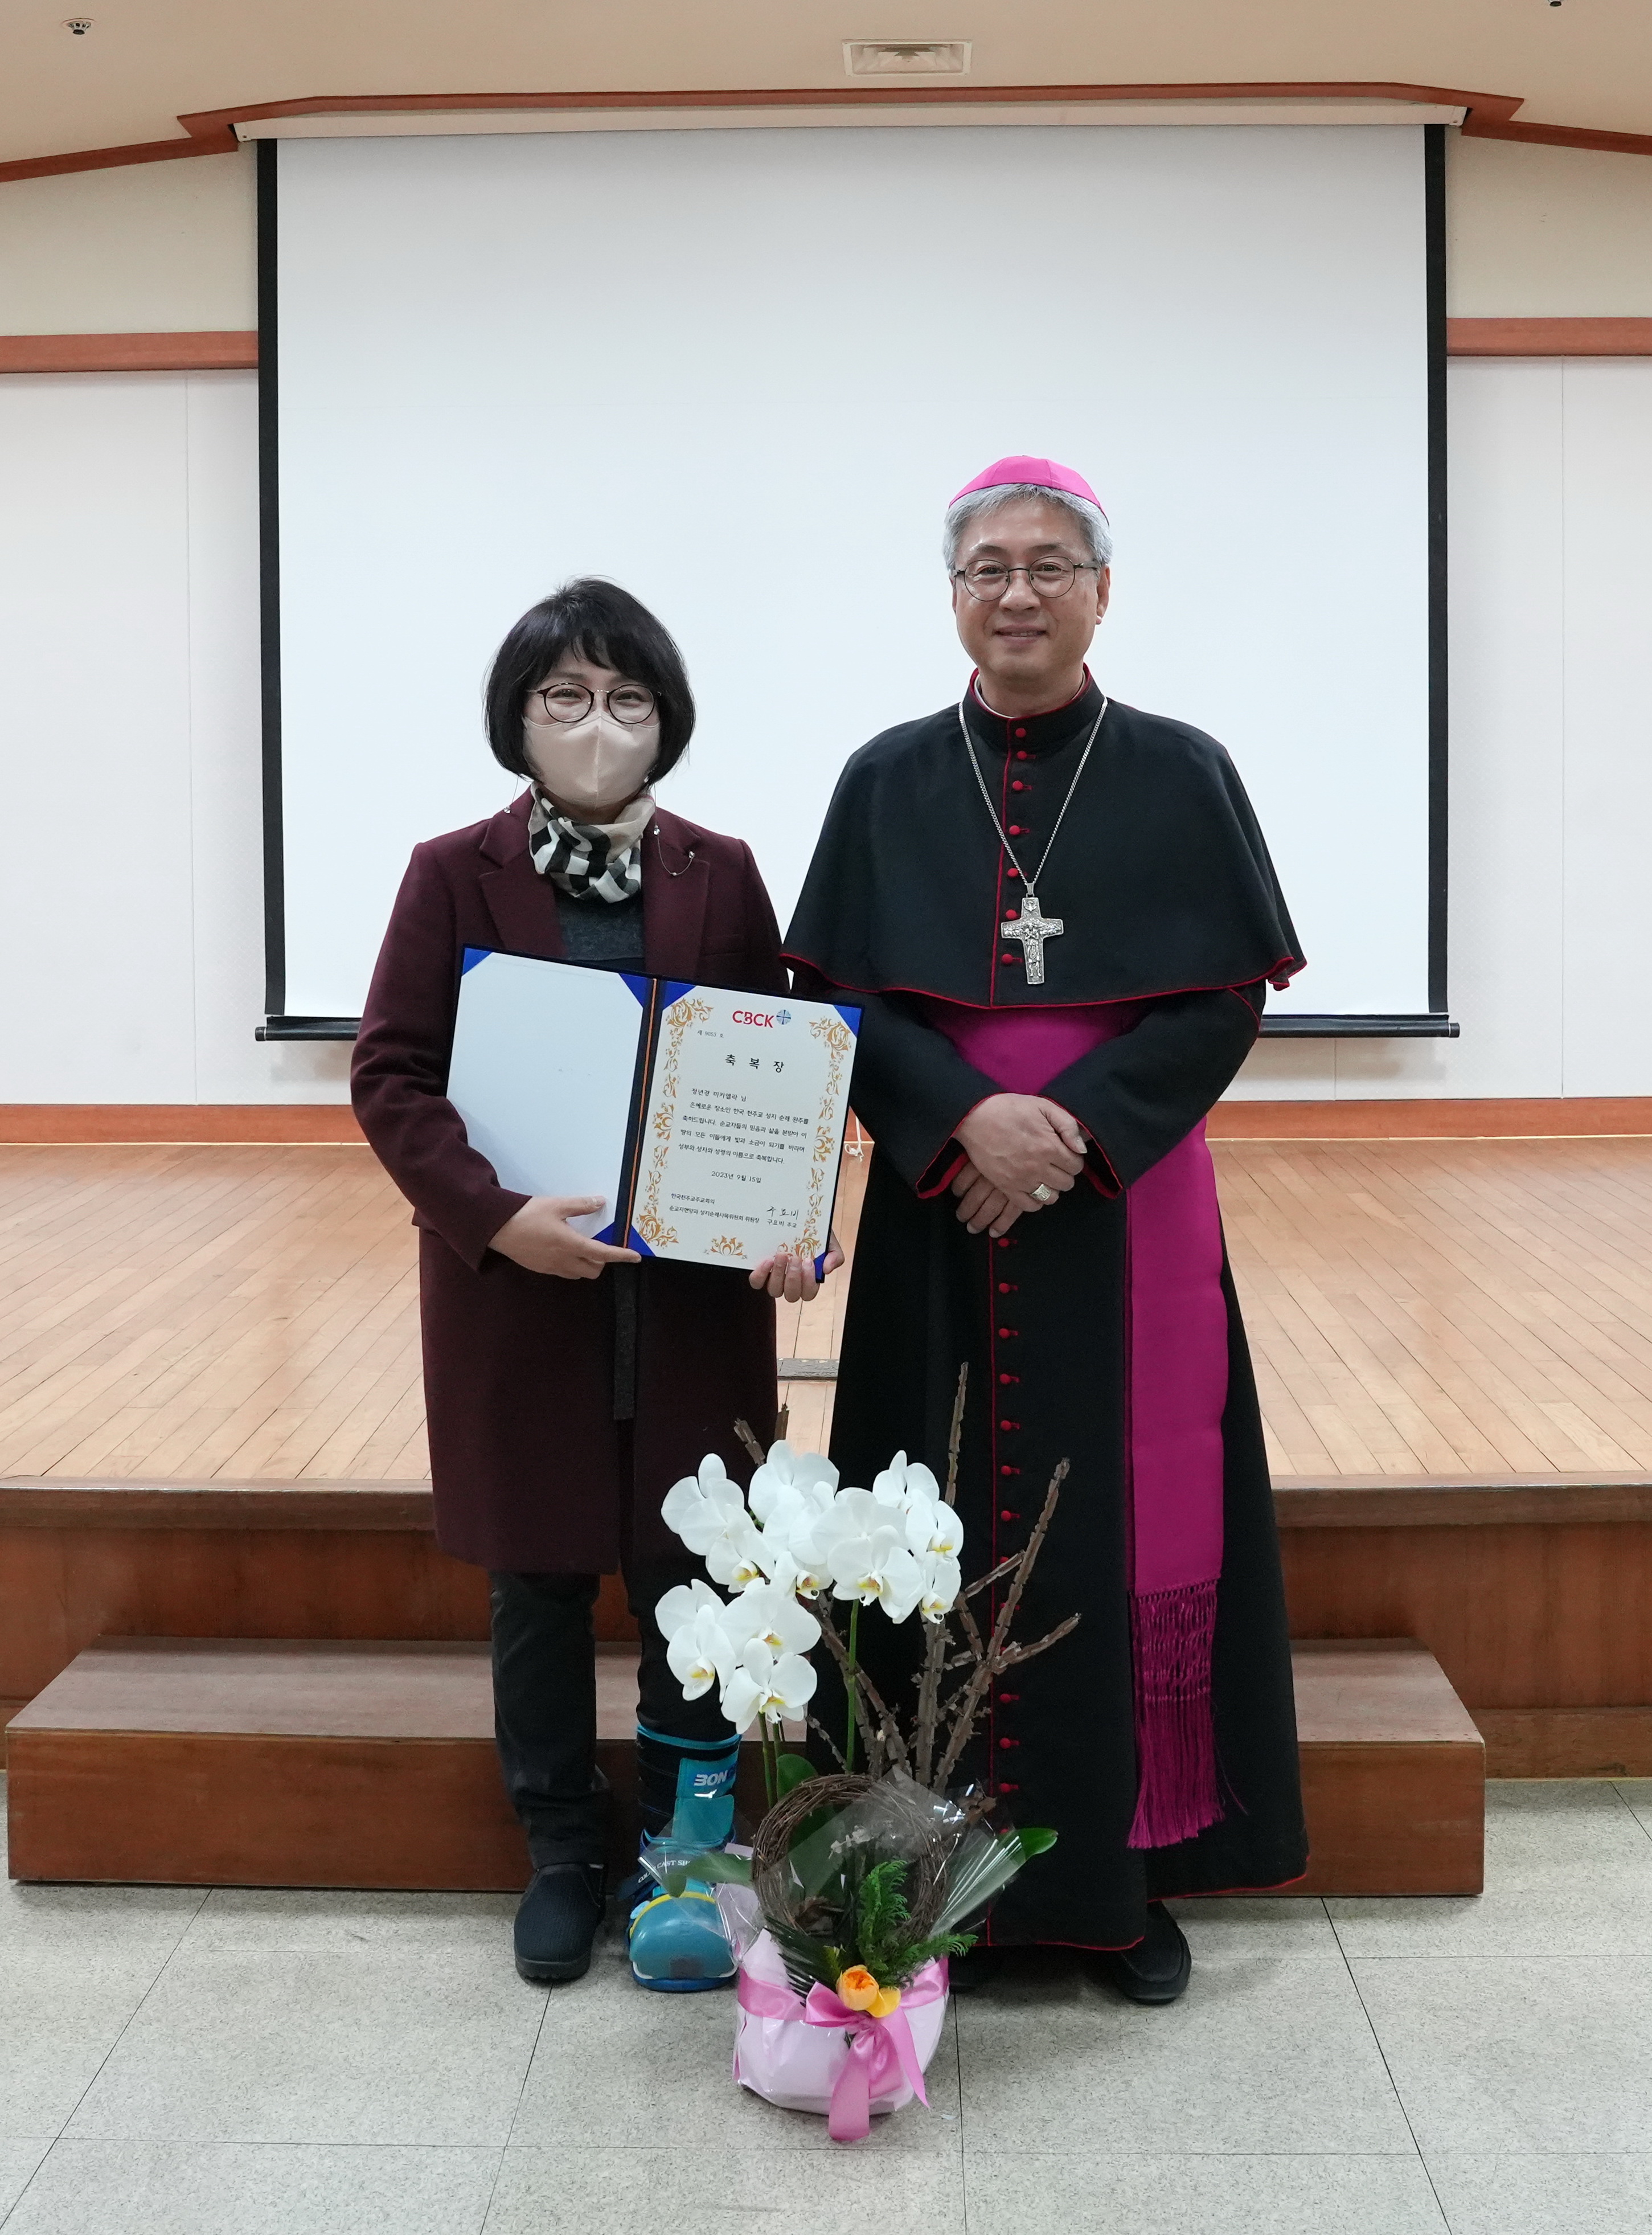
[736,1960,948,2144]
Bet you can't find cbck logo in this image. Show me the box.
[732,1008,792,1028]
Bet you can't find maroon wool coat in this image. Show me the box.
[351,793,785,1574]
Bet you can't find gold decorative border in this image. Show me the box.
[799,1016,855,1259]
[637,993,712,1250]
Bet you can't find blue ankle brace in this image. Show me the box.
[637,1721,740,1851]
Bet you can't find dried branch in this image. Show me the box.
[944,1363,968,1506]
[934,1461,1069,1790]
[962,1554,1019,1601]
[811,1599,909,1774]
[732,1417,767,1471]
[916,1365,971,1783]
[805,1714,848,1771]
[776,1399,790,1444]
[913,1614,948,1787]
[848,1653,910,1771]
[997,1614,1081,1669]
[982,1461,1068,1669]
[952,1593,986,1665]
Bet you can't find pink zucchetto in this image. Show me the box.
[950,455,1108,517]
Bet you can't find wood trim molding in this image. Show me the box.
[1210,1097,1652,1140]
[1474,1707,1652,1779]
[14,322,1643,375]
[1449,317,1652,357]
[7,1471,1651,1535]
[3,1098,1646,1147]
[0,331,257,374]
[0,1105,362,1144]
[6,79,1651,187]
[1273,1474,1652,1529]
[0,1480,432,1530]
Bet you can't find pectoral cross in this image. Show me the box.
[1001,891,1064,986]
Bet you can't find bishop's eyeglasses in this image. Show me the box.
[952,558,1102,601]
[530,681,657,724]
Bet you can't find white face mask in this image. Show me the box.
[522,710,661,818]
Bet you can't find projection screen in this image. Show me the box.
[260,121,1446,1031]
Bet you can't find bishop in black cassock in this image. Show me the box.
[784,456,1309,1992]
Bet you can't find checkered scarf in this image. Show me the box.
[525,790,654,903]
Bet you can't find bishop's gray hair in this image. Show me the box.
[943,484,1113,572]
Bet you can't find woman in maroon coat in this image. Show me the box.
[352,580,830,1987]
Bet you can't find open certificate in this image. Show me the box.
[446,948,861,1276]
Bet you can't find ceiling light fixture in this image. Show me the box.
[62,17,94,30]
[844,40,971,77]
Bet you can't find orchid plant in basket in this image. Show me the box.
[649,1370,1079,2138]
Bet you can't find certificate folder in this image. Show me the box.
[447,948,862,1276]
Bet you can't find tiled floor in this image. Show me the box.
[3,1779,1651,2233]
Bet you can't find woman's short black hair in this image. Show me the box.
[484,578,695,784]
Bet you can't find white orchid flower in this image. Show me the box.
[916,1551,963,1623]
[665,1602,737,1701]
[870,1452,911,1512]
[654,1577,727,1639]
[722,1578,821,1659]
[748,1442,839,1525]
[827,1525,924,1622]
[748,1486,837,1595]
[870,1451,944,1512]
[704,1511,767,1590]
[903,1494,966,1562]
[720,1636,819,1732]
[660,1454,749,1554]
[817,1486,884,1545]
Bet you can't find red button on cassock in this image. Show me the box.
[1011,780,1024,792]
[1015,727,1027,739]
[997,1327,1015,1339]
[999,1508,1019,1521]
[999,952,1016,965]
[1008,824,1025,836]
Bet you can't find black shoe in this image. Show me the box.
[1096,1902,1191,2005]
[945,1944,1007,1995]
[514,1863,605,1984]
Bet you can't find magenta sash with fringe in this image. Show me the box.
[934,1002,1228,1849]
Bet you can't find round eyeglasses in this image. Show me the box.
[530,681,657,726]
[952,558,1101,602]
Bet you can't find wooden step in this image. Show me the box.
[1290,1638,1483,1896]
[5,1635,1483,1896]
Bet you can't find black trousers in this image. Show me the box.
[490,1556,733,1869]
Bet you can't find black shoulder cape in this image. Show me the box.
[783,678,1305,1008]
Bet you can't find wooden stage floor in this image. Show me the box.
[5,1137,1652,1484]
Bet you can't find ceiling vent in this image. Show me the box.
[844,41,971,77]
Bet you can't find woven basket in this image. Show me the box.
[749,1772,950,1939]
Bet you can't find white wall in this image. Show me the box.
[0,152,257,333]
[2,135,1652,1103]
[3,137,1652,332]
[0,369,347,1102]
[1446,136,1652,318]
[1232,354,1652,1100]
[2,354,1649,1105]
